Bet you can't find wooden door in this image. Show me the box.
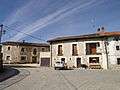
[77,58,81,68]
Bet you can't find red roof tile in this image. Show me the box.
[47,31,120,42]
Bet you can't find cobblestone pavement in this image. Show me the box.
[2,67,120,90]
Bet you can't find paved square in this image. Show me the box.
[3,67,120,90]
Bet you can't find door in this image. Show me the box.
[41,58,50,67]
[32,56,37,63]
[76,58,81,68]
[61,58,65,63]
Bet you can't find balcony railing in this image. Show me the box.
[57,53,63,56]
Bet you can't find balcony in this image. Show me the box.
[57,53,63,56]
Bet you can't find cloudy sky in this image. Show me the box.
[0,0,120,43]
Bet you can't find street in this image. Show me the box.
[2,67,120,90]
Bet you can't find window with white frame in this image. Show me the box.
[116,46,120,50]
[6,56,10,60]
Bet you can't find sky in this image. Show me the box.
[0,0,120,43]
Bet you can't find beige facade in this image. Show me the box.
[2,42,50,66]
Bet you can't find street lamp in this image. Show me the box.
[0,24,5,71]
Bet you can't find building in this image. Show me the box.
[48,29,120,69]
[2,41,50,67]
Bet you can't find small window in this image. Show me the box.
[58,45,63,56]
[8,47,10,51]
[117,58,120,65]
[33,48,37,55]
[72,44,78,56]
[21,56,26,61]
[97,42,100,47]
[21,48,25,52]
[116,46,120,50]
[114,37,119,41]
[41,48,45,52]
[6,56,10,60]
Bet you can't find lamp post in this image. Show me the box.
[104,39,109,69]
[0,24,5,71]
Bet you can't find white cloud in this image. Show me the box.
[6,0,104,41]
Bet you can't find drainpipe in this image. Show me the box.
[39,50,41,66]
[104,38,109,69]
[50,43,52,67]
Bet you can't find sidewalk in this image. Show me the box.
[0,66,19,82]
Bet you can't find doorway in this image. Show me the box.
[61,58,65,63]
[32,56,37,63]
[76,58,81,68]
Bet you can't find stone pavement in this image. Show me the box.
[2,67,120,90]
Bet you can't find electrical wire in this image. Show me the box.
[4,25,46,42]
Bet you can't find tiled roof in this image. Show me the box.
[47,31,120,42]
[2,41,50,47]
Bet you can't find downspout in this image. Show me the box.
[39,48,41,66]
[104,38,109,69]
[50,42,52,67]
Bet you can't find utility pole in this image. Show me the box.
[0,24,3,71]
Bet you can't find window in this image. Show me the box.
[6,56,10,60]
[72,44,78,56]
[116,46,120,50]
[8,47,10,51]
[89,57,99,63]
[58,45,63,56]
[21,48,25,52]
[21,56,26,61]
[86,43,101,55]
[97,42,100,47]
[41,48,45,52]
[32,56,37,63]
[117,58,120,65]
[33,48,37,55]
[114,37,120,41]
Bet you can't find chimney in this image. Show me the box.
[22,40,25,43]
[96,26,105,33]
[97,28,100,32]
[101,26,105,32]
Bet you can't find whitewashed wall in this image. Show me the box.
[108,37,120,65]
[51,40,108,69]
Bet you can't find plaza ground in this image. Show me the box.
[1,67,120,90]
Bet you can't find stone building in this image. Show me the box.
[48,29,120,69]
[2,41,50,67]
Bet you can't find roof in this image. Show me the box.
[47,31,120,42]
[2,41,50,47]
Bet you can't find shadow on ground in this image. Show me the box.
[0,66,20,82]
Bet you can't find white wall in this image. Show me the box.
[40,52,50,58]
[51,40,108,69]
[108,37,120,65]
